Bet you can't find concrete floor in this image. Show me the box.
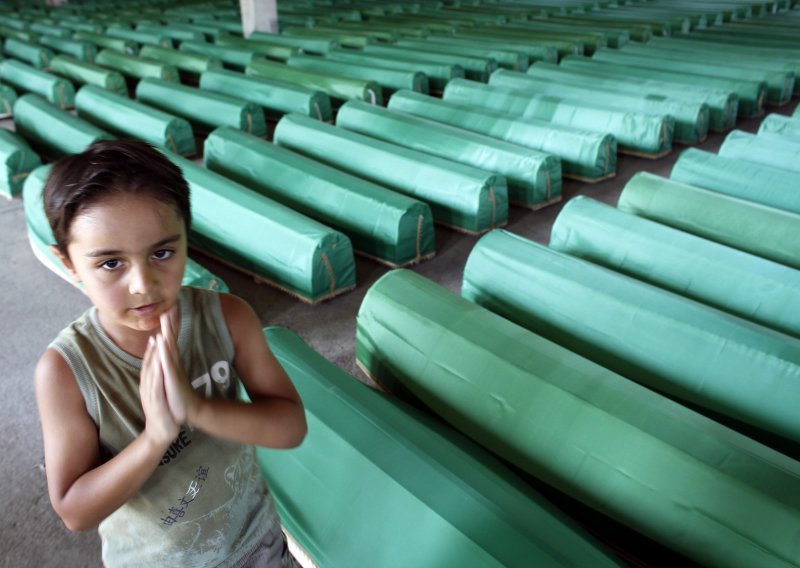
[1,101,795,567]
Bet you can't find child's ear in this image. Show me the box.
[50,245,80,283]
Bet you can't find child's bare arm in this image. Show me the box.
[161,295,307,448]
[35,339,177,531]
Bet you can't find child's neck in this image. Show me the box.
[96,312,157,360]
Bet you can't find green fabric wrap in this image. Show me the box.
[135,77,265,136]
[590,48,766,118]
[0,128,40,199]
[94,49,179,83]
[490,69,707,145]
[50,55,127,97]
[451,29,583,59]
[273,113,508,234]
[362,43,498,82]
[396,37,529,71]
[204,127,435,267]
[463,229,800,445]
[443,79,671,156]
[246,59,382,105]
[758,114,800,143]
[0,83,17,117]
[618,172,800,270]
[287,54,428,95]
[0,59,74,109]
[199,69,332,122]
[281,26,375,49]
[138,45,222,78]
[179,41,259,71]
[249,31,338,55]
[38,36,97,63]
[671,148,800,215]
[73,31,138,55]
[530,60,735,132]
[13,94,112,158]
[355,268,800,568]
[719,130,800,174]
[326,47,463,92]
[21,164,226,292]
[388,90,616,182]
[258,326,621,568]
[166,154,354,303]
[3,38,55,69]
[549,196,800,339]
[795,104,800,118]
[214,35,297,62]
[136,24,206,44]
[337,100,561,209]
[427,33,557,64]
[105,26,171,49]
[75,85,196,156]
[28,22,72,39]
[0,26,36,43]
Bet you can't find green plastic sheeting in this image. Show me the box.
[21,164,227,293]
[589,49,765,118]
[258,326,621,568]
[759,113,800,143]
[13,94,113,159]
[199,69,332,122]
[281,26,375,49]
[671,148,800,215]
[39,36,97,63]
[396,37,529,71]
[214,35,298,62]
[136,77,266,136]
[94,49,179,83]
[388,90,616,182]
[326,47,464,93]
[795,104,800,119]
[105,26,171,49]
[3,38,54,69]
[49,55,127,97]
[428,33,557,64]
[337,101,561,210]
[179,40,260,71]
[618,172,800,270]
[451,29,583,60]
[28,22,71,39]
[0,128,40,199]
[73,31,137,56]
[362,43,497,82]
[136,24,206,44]
[719,130,800,174]
[443,79,671,157]
[549,196,800,339]
[462,229,800,445]
[246,59,382,105]
[75,85,196,156]
[0,59,74,109]
[138,45,222,80]
[249,31,338,55]
[274,113,508,234]
[0,83,16,117]
[287,54,428,95]
[355,269,800,568]
[490,69,707,145]
[204,127,435,267]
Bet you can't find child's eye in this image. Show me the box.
[153,249,174,261]
[101,259,122,271]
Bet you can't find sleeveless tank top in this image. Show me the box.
[50,286,279,567]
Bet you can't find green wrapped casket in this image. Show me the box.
[138,45,223,81]
[3,38,55,69]
[39,35,97,63]
[0,128,41,199]
[204,127,435,268]
[758,113,800,143]
[49,55,128,97]
[273,113,508,234]
[0,82,16,118]
[356,269,800,568]
[618,172,800,269]
[73,31,138,55]
[95,49,179,83]
[718,130,800,174]
[0,59,74,109]
[258,327,621,568]
[179,40,261,71]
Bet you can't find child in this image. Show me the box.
[34,139,307,567]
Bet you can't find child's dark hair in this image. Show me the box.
[44,139,191,257]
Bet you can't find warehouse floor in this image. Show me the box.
[1,100,796,568]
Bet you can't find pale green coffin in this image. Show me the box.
[0,59,74,108]
[0,128,40,199]
[718,130,800,174]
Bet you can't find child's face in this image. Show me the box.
[57,192,187,341]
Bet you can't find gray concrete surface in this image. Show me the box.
[0,103,794,568]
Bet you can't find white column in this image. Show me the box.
[240,0,279,37]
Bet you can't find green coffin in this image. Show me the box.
[138,45,222,80]
[75,85,196,156]
[618,172,800,270]
[287,54,428,95]
[13,93,114,159]
[135,77,265,136]
[21,164,227,293]
[105,26,171,49]
[28,22,72,39]
[671,148,800,215]
[0,128,40,199]
[49,55,127,97]
[73,31,138,55]
[204,127,435,267]
[388,90,616,182]
[718,130,800,175]
[336,100,561,210]
[397,37,529,71]
[355,269,800,568]
[167,154,354,303]
[3,38,54,69]
[94,49,179,83]
[136,24,206,44]
[427,33,557,64]
[179,40,260,71]
[490,69,707,145]
[39,36,97,63]
[249,31,338,55]
[0,83,17,117]
[0,59,74,109]
[758,113,800,143]
[258,326,621,568]
[462,229,800,445]
[443,78,672,157]
[247,58,382,105]
[549,196,800,339]
[273,113,508,234]
[363,43,497,82]
[214,34,298,62]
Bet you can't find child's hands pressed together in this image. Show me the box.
[140,335,179,447]
[157,305,200,426]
